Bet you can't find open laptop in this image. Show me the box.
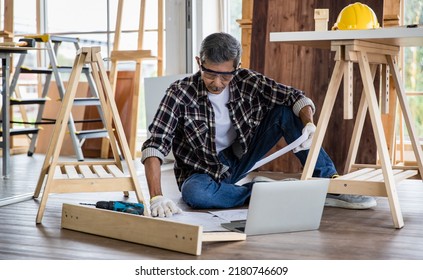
[221,179,329,235]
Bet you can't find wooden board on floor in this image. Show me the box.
[61,204,246,256]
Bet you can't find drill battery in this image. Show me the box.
[81,201,144,215]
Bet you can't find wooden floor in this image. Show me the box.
[1,153,423,260]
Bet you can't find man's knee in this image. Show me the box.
[181,174,215,208]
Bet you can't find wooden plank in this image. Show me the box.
[380,64,390,114]
[368,169,402,182]
[314,9,329,31]
[368,169,403,182]
[353,169,383,181]
[54,166,66,179]
[343,61,353,119]
[92,165,113,178]
[346,51,388,64]
[392,170,418,183]
[328,179,388,197]
[382,70,399,162]
[337,168,375,180]
[77,165,98,178]
[64,165,80,179]
[381,0,400,163]
[352,163,419,170]
[237,0,254,67]
[4,0,13,35]
[383,0,401,26]
[61,204,203,255]
[202,232,246,242]
[50,177,135,193]
[110,50,153,61]
[58,161,117,166]
[106,165,126,177]
[347,40,400,54]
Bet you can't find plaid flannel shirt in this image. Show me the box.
[141,69,314,188]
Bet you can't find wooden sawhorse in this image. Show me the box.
[301,39,423,229]
[33,47,147,224]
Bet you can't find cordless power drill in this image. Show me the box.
[81,201,144,215]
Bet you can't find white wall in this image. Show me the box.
[165,0,187,75]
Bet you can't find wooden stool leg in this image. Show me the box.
[357,51,404,228]
[35,171,56,224]
[34,166,48,198]
[301,60,344,180]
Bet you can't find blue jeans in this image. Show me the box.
[180,105,337,209]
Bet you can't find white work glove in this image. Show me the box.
[293,122,316,153]
[150,195,182,218]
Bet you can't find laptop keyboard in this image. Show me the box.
[235,226,245,232]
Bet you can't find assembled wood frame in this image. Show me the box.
[33,47,146,224]
[301,39,423,229]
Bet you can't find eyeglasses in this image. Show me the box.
[200,64,238,82]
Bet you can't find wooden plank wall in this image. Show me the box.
[250,0,384,174]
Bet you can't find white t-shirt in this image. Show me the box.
[207,87,237,153]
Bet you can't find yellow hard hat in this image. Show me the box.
[332,2,380,30]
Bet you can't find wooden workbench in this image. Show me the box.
[270,26,423,228]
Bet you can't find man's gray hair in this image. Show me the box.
[199,32,241,68]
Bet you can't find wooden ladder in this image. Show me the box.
[33,47,147,224]
[101,0,164,159]
[8,35,110,160]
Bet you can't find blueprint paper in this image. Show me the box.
[247,132,309,173]
[158,211,229,232]
[209,209,248,222]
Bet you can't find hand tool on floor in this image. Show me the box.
[80,201,144,215]
[0,38,36,48]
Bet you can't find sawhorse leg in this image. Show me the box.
[357,51,403,228]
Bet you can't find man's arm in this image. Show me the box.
[144,156,182,218]
[293,105,316,153]
[144,157,163,197]
[298,105,314,125]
